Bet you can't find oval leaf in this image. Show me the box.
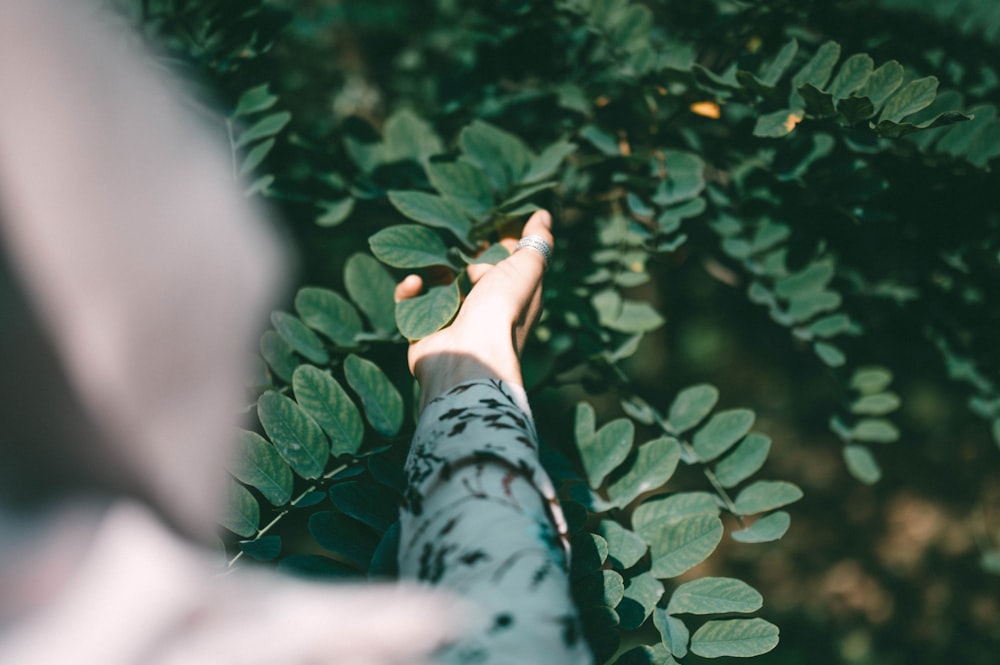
[344,254,397,334]
[369,224,451,268]
[222,481,259,538]
[344,354,404,437]
[387,190,472,240]
[714,433,771,489]
[731,510,791,543]
[647,513,724,578]
[690,618,779,658]
[579,418,635,489]
[843,445,882,484]
[395,281,461,340]
[693,409,756,462]
[607,436,682,508]
[425,159,495,217]
[668,384,719,434]
[668,577,763,615]
[633,492,720,534]
[257,391,329,479]
[230,430,294,506]
[271,312,329,365]
[295,287,363,347]
[733,480,803,515]
[654,608,690,658]
[599,520,648,570]
[618,572,664,631]
[292,365,364,456]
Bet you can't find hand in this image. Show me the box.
[394,209,554,412]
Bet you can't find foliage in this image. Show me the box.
[123,0,1000,663]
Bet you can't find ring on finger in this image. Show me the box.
[515,235,553,269]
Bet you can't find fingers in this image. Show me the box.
[393,274,423,303]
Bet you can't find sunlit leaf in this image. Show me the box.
[731,511,791,543]
[733,480,803,515]
[693,409,756,462]
[714,433,771,489]
[292,365,364,456]
[690,618,780,658]
[645,513,724,578]
[369,224,451,269]
[257,391,329,479]
[667,577,763,615]
[579,417,635,489]
[295,287,363,347]
[230,430,293,506]
[395,281,460,340]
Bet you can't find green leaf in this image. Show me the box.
[808,313,852,338]
[592,290,665,333]
[844,444,882,484]
[992,418,1000,450]
[369,225,451,269]
[244,175,274,197]
[733,480,803,515]
[798,84,836,118]
[814,341,846,367]
[599,520,648,570]
[580,125,620,156]
[344,253,397,334]
[257,391,329,479]
[879,76,938,123]
[837,96,876,124]
[714,433,771,489]
[690,618,779,658]
[646,513,724,578]
[259,330,298,383]
[387,190,472,241]
[633,492,720,533]
[425,160,495,217]
[231,430,293,506]
[222,481,260,537]
[571,532,609,580]
[271,312,329,365]
[828,53,874,100]
[344,354,404,437]
[240,138,276,177]
[761,39,798,86]
[851,392,901,415]
[654,610,689,658]
[616,644,676,665]
[693,409,756,462]
[576,570,626,609]
[308,511,379,570]
[852,418,900,443]
[240,535,281,562]
[612,4,653,51]
[850,366,893,394]
[522,140,577,183]
[651,151,705,206]
[753,109,803,138]
[667,577,763,615]
[236,111,292,148]
[395,281,461,340]
[731,511,791,543]
[618,572,664,631]
[292,365,364,456]
[465,242,510,265]
[328,480,398,531]
[278,554,357,580]
[460,120,532,190]
[316,198,355,227]
[785,290,841,323]
[775,259,835,298]
[295,287,363,347]
[382,108,442,164]
[579,417,635,489]
[667,384,719,434]
[790,41,841,104]
[607,436,682,508]
[234,84,278,117]
[874,111,971,138]
[857,60,904,109]
[575,401,596,444]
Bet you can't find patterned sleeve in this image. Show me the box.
[398,379,592,665]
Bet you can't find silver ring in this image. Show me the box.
[515,235,553,268]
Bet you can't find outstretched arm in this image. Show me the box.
[396,211,592,664]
